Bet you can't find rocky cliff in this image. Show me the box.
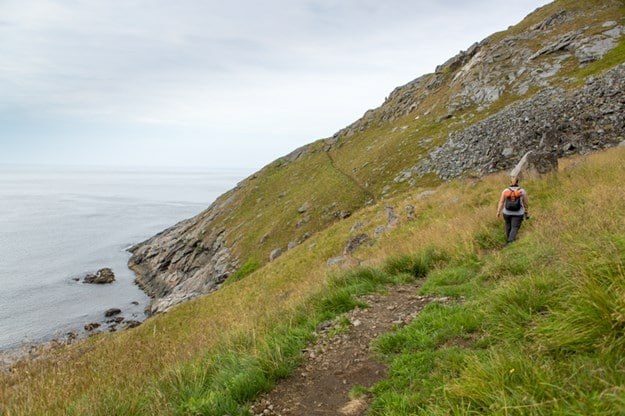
[406,63,625,181]
[129,0,625,314]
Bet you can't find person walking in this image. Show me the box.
[496,175,529,244]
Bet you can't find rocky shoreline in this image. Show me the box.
[0,267,146,373]
[77,268,145,335]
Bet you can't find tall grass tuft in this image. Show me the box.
[537,240,625,356]
[140,319,315,415]
[480,271,563,344]
[312,267,389,320]
[419,264,482,299]
[374,303,481,355]
[473,221,506,251]
[382,246,449,278]
[443,347,562,414]
[170,353,269,415]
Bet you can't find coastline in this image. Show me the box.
[0,309,148,372]
[0,317,146,374]
[0,167,248,372]
[0,323,149,379]
[0,331,80,373]
[0,271,149,374]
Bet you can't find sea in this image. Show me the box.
[0,165,250,352]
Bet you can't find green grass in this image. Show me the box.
[365,148,625,415]
[150,330,310,416]
[420,264,483,299]
[226,258,261,284]
[382,246,449,278]
[220,145,372,263]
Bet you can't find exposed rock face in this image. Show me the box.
[83,268,115,284]
[344,234,372,255]
[527,151,559,176]
[128,209,237,315]
[404,64,625,181]
[444,13,624,113]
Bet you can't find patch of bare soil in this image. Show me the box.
[250,282,448,415]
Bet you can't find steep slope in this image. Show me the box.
[129,0,625,314]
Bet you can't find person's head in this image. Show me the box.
[510,175,519,186]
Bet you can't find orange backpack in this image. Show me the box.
[504,188,523,211]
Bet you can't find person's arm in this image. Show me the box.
[496,192,505,217]
[523,192,529,217]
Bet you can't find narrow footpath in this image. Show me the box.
[250,282,446,415]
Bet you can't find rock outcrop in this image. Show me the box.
[400,63,625,182]
[83,268,116,284]
[129,213,236,314]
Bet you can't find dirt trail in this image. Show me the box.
[250,282,445,416]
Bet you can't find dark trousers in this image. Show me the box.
[503,214,524,243]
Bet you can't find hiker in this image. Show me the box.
[496,175,529,244]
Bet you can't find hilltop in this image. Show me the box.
[129,0,625,314]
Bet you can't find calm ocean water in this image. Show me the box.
[0,166,249,351]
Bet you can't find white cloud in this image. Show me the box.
[0,0,552,168]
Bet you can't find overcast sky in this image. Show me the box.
[1,0,551,170]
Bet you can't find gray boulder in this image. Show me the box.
[83,268,116,284]
[104,308,122,317]
[344,234,372,255]
[84,322,100,331]
[269,248,283,261]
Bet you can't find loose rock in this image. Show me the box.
[84,323,100,331]
[269,248,283,262]
[83,268,116,284]
[343,234,372,255]
[104,308,121,317]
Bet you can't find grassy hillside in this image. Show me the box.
[209,0,625,270]
[2,146,624,415]
[219,141,372,264]
[126,0,625,317]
